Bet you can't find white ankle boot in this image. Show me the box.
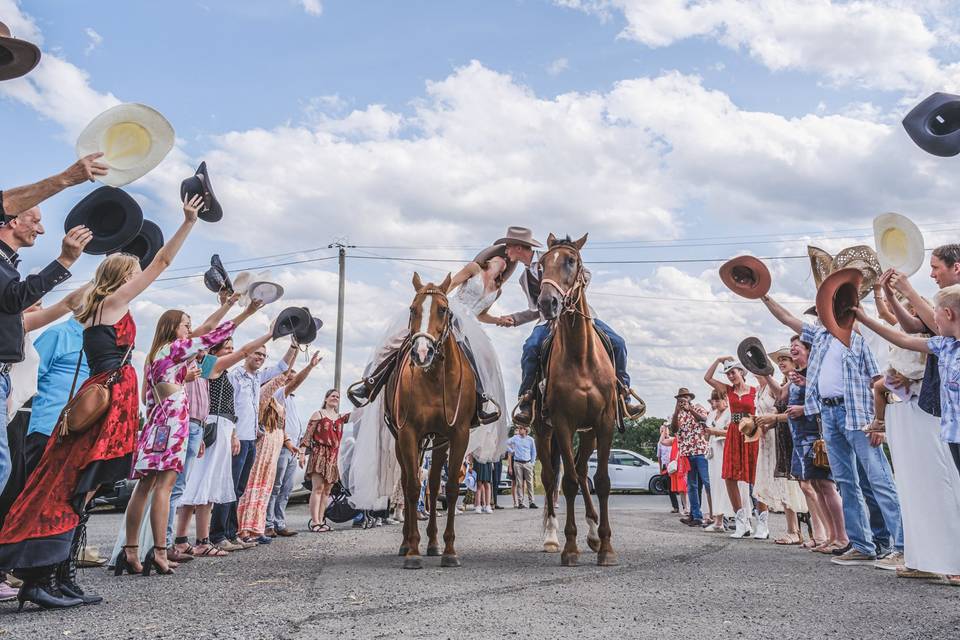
[753,510,770,539]
[729,509,752,538]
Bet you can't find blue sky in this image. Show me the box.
[3,0,959,416]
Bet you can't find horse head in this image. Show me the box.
[538,233,588,320]
[408,272,453,368]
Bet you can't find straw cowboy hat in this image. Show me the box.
[110,219,163,270]
[494,226,542,248]
[674,387,696,400]
[180,161,223,223]
[768,346,793,363]
[75,103,175,187]
[0,21,40,81]
[902,92,960,157]
[722,360,746,375]
[473,244,518,283]
[77,546,108,568]
[873,212,925,277]
[816,267,863,347]
[719,256,771,299]
[739,416,761,443]
[808,245,881,301]
[64,186,144,255]
[737,337,775,377]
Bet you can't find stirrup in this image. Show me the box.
[346,378,374,408]
[477,394,502,425]
[619,384,646,420]
[511,392,534,427]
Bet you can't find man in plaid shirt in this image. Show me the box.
[670,388,711,526]
[762,295,903,568]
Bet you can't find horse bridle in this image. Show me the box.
[409,287,453,358]
[539,245,589,318]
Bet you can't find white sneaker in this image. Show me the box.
[729,509,752,539]
[475,505,483,514]
[753,511,770,540]
[483,506,493,514]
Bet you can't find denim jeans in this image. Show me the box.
[519,319,630,395]
[211,439,256,543]
[0,373,11,495]
[820,403,903,555]
[685,455,711,520]
[166,419,203,546]
[266,447,298,531]
[857,460,892,554]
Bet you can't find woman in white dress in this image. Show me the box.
[347,247,514,509]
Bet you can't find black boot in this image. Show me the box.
[57,511,103,605]
[512,391,534,427]
[16,567,82,611]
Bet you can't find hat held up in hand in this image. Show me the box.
[64,186,144,255]
[0,21,41,82]
[75,103,175,187]
[180,161,222,223]
[737,337,775,377]
[719,256,771,299]
[816,267,863,347]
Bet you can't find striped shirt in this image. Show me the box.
[801,322,880,431]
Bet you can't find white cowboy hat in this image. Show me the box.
[75,103,175,187]
[873,212,925,277]
[241,271,284,306]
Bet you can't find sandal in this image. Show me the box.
[193,542,228,557]
[943,574,960,587]
[801,539,820,549]
[775,533,802,546]
[308,519,325,533]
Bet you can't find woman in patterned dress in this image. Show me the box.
[303,390,350,532]
[120,297,261,576]
[0,195,204,610]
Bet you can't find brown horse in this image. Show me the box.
[535,233,619,566]
[386,272,477,569]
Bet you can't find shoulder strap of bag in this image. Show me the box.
[66,352,83,403]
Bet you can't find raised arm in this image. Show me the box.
[446,262,481,293]
[881,270,926,334]
[212,331,273,375]
[285,351,322,396]
[762,375,782,399]
[22,282,91,333]
[703,356,731,394]
[872,285,897,326]
[1,154,108,216]
[760,295,803,334]
[105,194,201,309]
[854,308,931,354]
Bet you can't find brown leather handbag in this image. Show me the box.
[812,416,831,470]
[57,345,132,437]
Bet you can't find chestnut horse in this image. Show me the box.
[535,233,619,566]
[387,273,477,569]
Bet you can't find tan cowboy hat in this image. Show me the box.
[494,226,542,248]
[768,346,793,363]
[76,103,175,187]
[739,416,761,442]
[816,267,862,347]
[831,245,881,300]
[242,271,284,306]
[873,212,925,277]
[719,256,771,299]
[674,387,696,400]
[77,546,108,568]
[473,244,518,283]
[0,21,40,81]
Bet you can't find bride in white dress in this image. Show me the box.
[345,246,515,509]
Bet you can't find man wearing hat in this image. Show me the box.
[669,388,711,526]
[759,294,903,568]
[495,226,639,426]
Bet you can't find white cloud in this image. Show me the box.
[547,57,569,76]
[557,0,955,91]
[83,27,102,55]
[299,0,323,16]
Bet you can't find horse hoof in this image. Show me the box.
[543,542,561,553]
[398,545,409,557]
[597,551,619,567]
[587,537,601,553]
[561,552,579,567]
[440,555,461,568]
[403,557,423,570]
[426,546,441,557]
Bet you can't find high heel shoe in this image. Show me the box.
[142,546,175,577]
[113,545,140,576]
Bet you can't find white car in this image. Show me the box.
[586,448,665,494]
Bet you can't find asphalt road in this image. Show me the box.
[0,494,956,640]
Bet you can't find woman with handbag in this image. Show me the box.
[303,389,351,532]
[118,297,260,576]
[0,195,205,610]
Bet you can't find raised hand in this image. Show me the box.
[309,351,322,367]
[183,193,203,223]
[61,152,109,186]
[58,225,93,267]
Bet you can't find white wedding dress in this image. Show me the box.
[345,274,510,509]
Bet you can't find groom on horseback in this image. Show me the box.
[494,226,641,427]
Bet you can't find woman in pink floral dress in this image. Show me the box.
[122,297,259,575]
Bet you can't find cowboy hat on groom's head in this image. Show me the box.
[495,226,542,248]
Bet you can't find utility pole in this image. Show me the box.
[329,240,354,390]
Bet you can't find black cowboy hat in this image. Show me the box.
[203,254,233,294]
[737,336,775,377]
[273,306,312,341]
[296,315,323,345]
[64,186,144,255]
[110,219,163,270]
[902,92,960,157]
[180,161,222,222]
[0,22,41,82]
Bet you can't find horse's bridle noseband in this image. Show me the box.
[409,287,453,362]
[539,246,589,318]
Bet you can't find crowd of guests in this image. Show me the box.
[659,246,960,587]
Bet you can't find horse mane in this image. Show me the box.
[552,235,576,248]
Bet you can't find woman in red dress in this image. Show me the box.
[0,195,204,610]
[301,389,350,532]
[704,357,769,539]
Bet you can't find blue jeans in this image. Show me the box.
[166,419,203,546]
[685,455,710,520]
[0,373,11,495]
[266,447,298,531]
[211,439,256,543]
[820,403,903,555]
[519,319,630,395]
[857,461,892,554]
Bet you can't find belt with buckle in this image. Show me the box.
[0,363,11,375]
[822,396,844,407]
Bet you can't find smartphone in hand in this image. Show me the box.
[199,354,218,379]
